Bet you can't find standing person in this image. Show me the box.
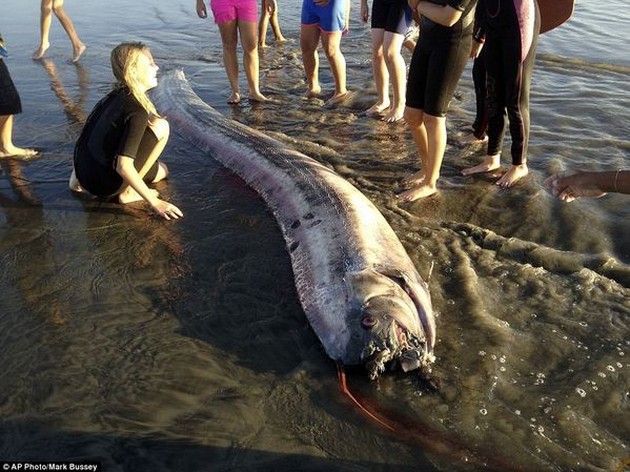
[69,42,183,220]
[0,34,38,159]
[259,0,286,48]
[360,0,412,123]
[460,9,488,144]
[32,0,86,63]
[196,0,268,104]
[461,0,540,187]
[398,0,477,201]
[301,0,350,104]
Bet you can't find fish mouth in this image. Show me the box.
[362,319,433,380]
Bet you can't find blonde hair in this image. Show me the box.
[110,42,159,116]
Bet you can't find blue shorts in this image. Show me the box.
[301,0,348,33]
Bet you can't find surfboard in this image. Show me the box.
[538,0,575,34]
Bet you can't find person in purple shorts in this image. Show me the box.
[300,0,350,104]
[196,0,268,104]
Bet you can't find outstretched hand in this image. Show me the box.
[152,199,184,220]
[543,171,607,202]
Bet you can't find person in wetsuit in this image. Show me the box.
[461,0,540,187]
[69,42,183,220]
[360,0,412,123]
[399,0,477,201]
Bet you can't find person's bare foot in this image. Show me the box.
[458,132,488,145]
[400,170,426,188]
[249,91,269,102]
[327,90,350,105]
[68,169,91,194]
[227,91,241,105]
[72,43,86,63]
[32,43,49,60]
[0,146,38,159]
[397,183,438,202]
[118,187,158,204]
[365,102,390,117]
[496,163,528,187]
[304,85,322,99]
[461,154,501,176]
[383,107,405,123]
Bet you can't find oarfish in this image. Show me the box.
[154,70,436,380]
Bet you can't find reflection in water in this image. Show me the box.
[39,58,89,126]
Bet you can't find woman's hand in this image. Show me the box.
[360,0,369,23]
[196,0,207,19]
[470,40,484,59]
[152,198,184,220]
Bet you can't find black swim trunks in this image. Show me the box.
[370,0,412,35]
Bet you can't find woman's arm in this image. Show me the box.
[414,1,463,27]
[544,170,630,202]
[116,156,183,219]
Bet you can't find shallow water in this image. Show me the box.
[0,1,628,471]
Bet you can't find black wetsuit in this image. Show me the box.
[74,88,159,197]
[406,0,477,117]
[477,0,540,165]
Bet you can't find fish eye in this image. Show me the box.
[361,315,378,329]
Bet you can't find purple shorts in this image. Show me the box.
[210,0,258,24]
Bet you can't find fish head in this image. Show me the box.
[345,268,435,380]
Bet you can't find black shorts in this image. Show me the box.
[0,59,22,116]
[406,32,471,117]
[370,0,412,35]
[75,127,160,197]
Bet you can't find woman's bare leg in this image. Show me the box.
[217,21,241,104]
[238,21,268,101]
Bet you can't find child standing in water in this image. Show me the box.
[398,0,477,201]
[360,0,412,123]
[32,0,86,63]
[259,0,286,48]
[196,0,268,104]
[0,34,38,159]
[461,0,540,187]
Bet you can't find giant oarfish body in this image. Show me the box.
[154,70,436,379]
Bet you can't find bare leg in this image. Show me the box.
[258,1,270,48]
[33,0,53,59]
[367,28,390,116]
[269,1,286,42]
[301,25,321,98]
[217,21,241,104]
[118,118,170,203]
[382,31,406,123]
[399,111,445,201]
[0,115,38,158]
[400,107,428,187]
[239,21,268,101]
[51,0,85,62]
[321,31,348,103]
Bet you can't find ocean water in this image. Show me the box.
[0,1,628,471]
